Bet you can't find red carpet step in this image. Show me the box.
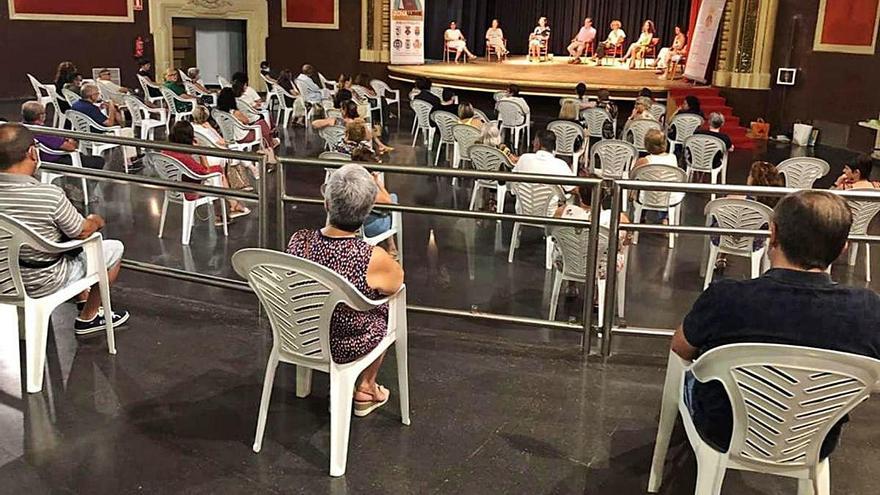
[668,87,757,150]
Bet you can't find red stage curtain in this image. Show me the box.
[286,0,335,24]
[687,0,702,46]
[12,0,128,16]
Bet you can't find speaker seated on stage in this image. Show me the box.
[567,17,597,64]
[528,16,551,62]
[444,21,477,63]
[485,19,509,59]
[595,20,626,60]
[622,20,656,69]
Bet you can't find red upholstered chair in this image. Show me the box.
[639,38,662,69]
[486,39,508,62]
[443,41,469,63]
[602,39,625,65]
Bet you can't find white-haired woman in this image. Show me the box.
[286,164,404,416]
[477,123,518,164]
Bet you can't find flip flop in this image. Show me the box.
[353,385,390,417]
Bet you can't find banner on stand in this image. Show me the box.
[391,0,425,65]
[684,0,726,83]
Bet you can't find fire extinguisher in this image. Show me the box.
[134,36,145,59]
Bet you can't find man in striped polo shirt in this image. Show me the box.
[0,123,129,335]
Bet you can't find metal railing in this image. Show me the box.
[23,126,880,359]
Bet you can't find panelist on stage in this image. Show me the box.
[622,20,655,69]
[656,26,687,74]
[485,19,509,59]
[596,20,626,60]
[528,17,551,62]
[567,18,596,63]
[445,21,477,62]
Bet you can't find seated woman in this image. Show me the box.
[191,105,259,188]
[528,17,551,62]
[337,73,353,91]
[628,96,657,122]
[656,26,688,75]
[336,121,373,156]
[478,123,518,164]
[622,20,655,69]
[633,128,677,170]
[216,87,279,153]
[553,182,631,281]
[833,154,880,190]
[597,20,626,60]
[163,121,249,223]
[573,82,595,110]
[163,68,198,112]
[232,72,264,109]
[485,19,509,58]
[558,100,588,152]
[340,100,393,154]
[286,164,404,414]
[186,67,216,95]
[457,102,484,128]
[675,95,704,118]
[445,21,477,62]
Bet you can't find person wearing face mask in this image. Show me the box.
[0,123,130,335]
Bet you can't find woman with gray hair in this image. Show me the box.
[286,164,404,416]
[477,123,518,164]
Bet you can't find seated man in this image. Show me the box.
[96,68,130,95]
[295,64,329,106]
[71,83,123,128]
[513,130,576,191]
[692,112,734,169]
[20,101,105,170]
[0,123,130,334]
[672,190,880,458]
[567,17,597,63]
[500,84,531,115]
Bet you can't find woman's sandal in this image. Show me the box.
[353,385,390,417]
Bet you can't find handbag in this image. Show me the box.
[792,122,813,146]
[749,118,770,140]
[226,161,252,191]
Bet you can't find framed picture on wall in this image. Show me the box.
[813,0,880,54]
[8,0,134,22]
[282,0,339,30]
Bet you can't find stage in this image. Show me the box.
[387,56,701,99]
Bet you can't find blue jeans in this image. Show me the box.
[363,193,397,238]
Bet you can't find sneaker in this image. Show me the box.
[74,310,130,336]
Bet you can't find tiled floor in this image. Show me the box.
[0,95,878,494]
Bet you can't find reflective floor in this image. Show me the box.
[0,97,879,494]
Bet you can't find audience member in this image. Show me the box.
[691,112,734,169]
[216,88,278,152]
[501,84,530,113]
[260,60,274,82]
[628,96,656,121]
[162,68,196,113]
[186,68,215,95]
[676,95,704,118]
[412,77,441,109]
[71,83,123,128]
[96,68,130,95]
[162,121,249,220]
[54,61,78,94]
[833,154,879,190]
[21,101,104,170]
[634,129,677,170]
[232,71,264,109]
[336,121,373,156]
[513,130,575,190]
[477,123,518,164]
[673,190,880,459]
[137,59,155,81]
[440,88,458,114]
[296,64,328,105]
[191,105,259,189]
[286,163,404,416]
[0,123,129,334]
[458,102,483,128]
[63,73,84,96]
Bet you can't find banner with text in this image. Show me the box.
[391,0,425,65]
[684,0,726,83]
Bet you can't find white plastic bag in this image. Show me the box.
[792,122,813,146]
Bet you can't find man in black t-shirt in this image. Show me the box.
[692,111,733,169]
[672,190,880,457]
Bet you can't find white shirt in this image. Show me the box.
[513,150,575,190]
[445,28,464,41]
[296,73,326,104]
[606,28,626,45]
[240,86,262,106]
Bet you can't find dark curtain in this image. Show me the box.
[425,0,691,60]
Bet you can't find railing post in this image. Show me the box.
[600,182,623,358]
[275,158,287,251]
[258,153,271,249]
[581,180,603,358]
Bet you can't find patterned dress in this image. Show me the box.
[286,229,388,363]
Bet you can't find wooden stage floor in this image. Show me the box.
[387,56,698,98]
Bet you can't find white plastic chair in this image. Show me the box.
[273,85,300,128]
[549,224,626,326]
[650,103,667,124]
[352,85,383,128]
[508,182,565,270]
[61,89,81,106]
[136,75,165,106]
[212,109,262,152]
[845,200,880,282]
[410,99,435,148]
[146,152,228,246]
[631,164,687,249]
[371,80,401,119]
[159,87,195,131]
[496,99,530,152]
[318,125,346,151]
[702,198,773,289]
[65,110,129,172]
[217,75,233,89]
[184,80,217,107]
[236,98,270,128]
[124,95,167,141]
[469,144,512,214]
[648,344,880,495]
[683,134,729,200]
[547,120,587,174]
[0,214,116,393]
[583,107,615,140]
[27,74,58,126]
[589,139,637,179]
[777,157,831,189]
[259,73,280,113]
[232,249,410,477]
[431,111,459,167]
[667,113,704,153]
[623,119,664,153]
[451,123,481,173]
[35,142,90,205]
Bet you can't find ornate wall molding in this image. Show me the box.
[149,0,268,89]
[360,0,390,62]
[713,0,779,89]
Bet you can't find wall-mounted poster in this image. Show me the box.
[283,0,339,30]
[813,0,880,54]
[391,0,425,64]
[8,0,133,22]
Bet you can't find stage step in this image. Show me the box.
[667,87,757,150]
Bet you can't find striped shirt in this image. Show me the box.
[0,173,84,298]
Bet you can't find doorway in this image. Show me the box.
[171,18,247,85]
